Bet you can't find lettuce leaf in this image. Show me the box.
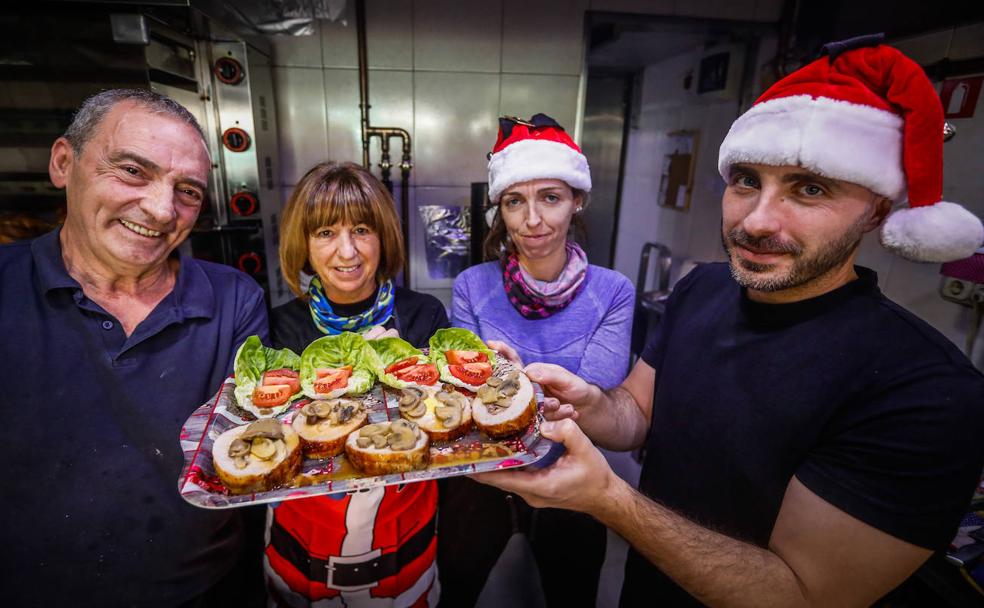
[369,337,428,388]
[299,332,379,398]
[428,328,497,383]
[232,335,302,408]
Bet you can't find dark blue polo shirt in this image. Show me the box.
[0,229,268,607]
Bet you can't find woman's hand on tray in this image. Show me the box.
[470,418,615,514]
[487,340,523,367]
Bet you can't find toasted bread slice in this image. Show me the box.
[213,422,302,494]
[291,398,368,458]
[472,371,537,439]
[344,420,429,476]
[398,388,473,442]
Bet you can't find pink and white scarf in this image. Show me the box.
[500,241,588,319]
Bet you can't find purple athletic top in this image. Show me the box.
[451,261,635,390]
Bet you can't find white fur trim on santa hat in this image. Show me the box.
[879,202,984,263]
[488,138,591,203]
[718,95,906,201]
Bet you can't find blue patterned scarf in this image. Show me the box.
[308,277,395,335]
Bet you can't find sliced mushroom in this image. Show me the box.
[477,384,498,404]
[337,404,356,424]
[401,386,425,400]
[486,376,503,388]
[495,395,512,408]
[240,418,284,441]
[301,402,323,425]
[360,423,386,437]
[234,455,249,469]
[398,388,424,416]
[435,405,462,429]
[356,436,371,448]
[250,437,277,460]
[228,438,251,458]
[497,377,520,397]
[402,399,426,418]
[435,390,453,403]
[388,420,418,450]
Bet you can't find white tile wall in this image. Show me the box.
[499,74,581,130]
[676,0,755,21]
[501,0,588,76]
[321,7,358,68]
[366,70,416,180]
[270,20,324,68]
[321,0,416,69]
[889,29,953,66]
[323,68,361,165]
[587,0,773,21]
[589,0,674,15]
[950,23,984,61]
[413,0,503,73]
[273,66,329,185]
[413,71,500,186]
[753,0,784,22]
[365,0,415,69]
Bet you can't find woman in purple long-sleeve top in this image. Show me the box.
[436,114,635,608]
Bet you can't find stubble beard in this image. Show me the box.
[721,216,866,293]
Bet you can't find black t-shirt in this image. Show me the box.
[270,286,450,351]
[620,263,984,607]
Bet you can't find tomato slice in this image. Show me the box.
[447,361,492,386]
[252,384,292,407]
[385,357,420,375]
[316,366,352,379]
[313,367,353,394]
[263,370,300,394]
[393,363,439,385]
[445,350,488,366]
[265,368,298,379]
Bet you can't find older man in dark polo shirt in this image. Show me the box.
[0,89,268,606]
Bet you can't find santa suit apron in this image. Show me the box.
[265,480,439,608]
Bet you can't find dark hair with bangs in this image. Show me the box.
[279,161,405,298]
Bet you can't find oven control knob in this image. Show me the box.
[214,57,245,85]
[229,191,258,217]
[238,252,263,275]
[222,127,251,152]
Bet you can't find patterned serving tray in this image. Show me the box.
[178,362,554,509]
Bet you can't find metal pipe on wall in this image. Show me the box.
[355,0,413,282]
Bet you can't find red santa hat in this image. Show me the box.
[718,37,984,263]
[487,114,591,204]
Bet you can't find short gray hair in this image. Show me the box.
[63,88,206,155]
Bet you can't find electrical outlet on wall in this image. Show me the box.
[973,284,984,305]
[941,277,975,304]
[940,250,984,307]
